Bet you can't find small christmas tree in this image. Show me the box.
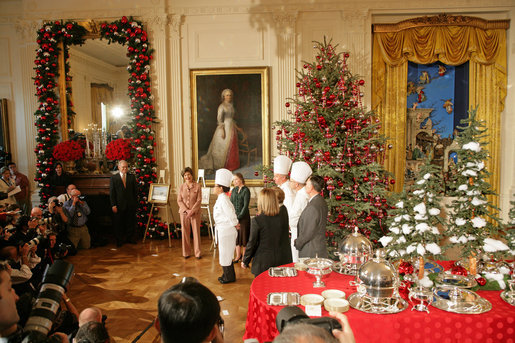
[380,156,444,273]
[275,38,393,252]
[445,108,508,269]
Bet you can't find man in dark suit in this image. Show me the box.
[294,175,328,258]
[110,160,138,247]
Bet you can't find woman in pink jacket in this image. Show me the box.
[177,167,202,259]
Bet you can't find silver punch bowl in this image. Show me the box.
[357,249,399,298]
[336,227,373,274]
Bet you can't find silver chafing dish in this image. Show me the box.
[356,249,399,298]
[348,249,408,314]
[333,227,373,275]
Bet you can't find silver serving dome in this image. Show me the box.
[337,227,373,272]
[357,249,399,298]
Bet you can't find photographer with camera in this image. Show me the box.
[63,189,91,250]
[46,197,76,256]
[0,260,74,343]
[272,307,355,343]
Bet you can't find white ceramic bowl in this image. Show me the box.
[300,294,325,306]
[324,298,350,313]
[321,289,346,299]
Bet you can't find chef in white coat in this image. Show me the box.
[288,161,312,262]
[273,155,295,214]
[213,168,239,284]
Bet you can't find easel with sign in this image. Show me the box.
[142,170,177,247]
[197,169,216,250]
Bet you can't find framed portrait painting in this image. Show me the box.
[191,67,270,186]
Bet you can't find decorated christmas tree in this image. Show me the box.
[445,108,508,268]
[379,156,444,280]
[274,38,394,252]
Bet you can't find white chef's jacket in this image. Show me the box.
[288,187,310,262]
[280,180,296,216]
[213,192,238,266]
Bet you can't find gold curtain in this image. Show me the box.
[372,15,509,208]
[90,84,114,124]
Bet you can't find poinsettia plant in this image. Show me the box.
[52,140,84,161]
[105,138,133,161]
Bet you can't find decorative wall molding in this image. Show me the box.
[273,11,298,39]
[374,13,511,32]
[14,20,41,41]
[168,14,184,37]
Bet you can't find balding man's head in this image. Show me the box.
[78,307,103,327]
[30,207,43,219]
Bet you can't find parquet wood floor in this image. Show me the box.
[66,237,254,342]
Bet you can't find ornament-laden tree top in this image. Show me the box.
[275,38,394,252]
[445,108,508,260]
[380,155,445,262]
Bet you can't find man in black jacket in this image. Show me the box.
[109,160,138,247]
[294,175,329,259]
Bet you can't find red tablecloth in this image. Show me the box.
[243,262,515,343]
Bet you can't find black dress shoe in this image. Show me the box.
[196,256,202,260]
[184,256,191,259]
[233,258,241,264]
[218,277,235,284]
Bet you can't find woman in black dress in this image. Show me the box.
[49,162,71,196]
[241,188,292,277]
[230,172,250,262]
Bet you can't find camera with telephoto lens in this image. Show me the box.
[52,199,62,207]
[275,306,342,336]
[22,260,74,343]
[27,235,45,249]
[78,195,86,201]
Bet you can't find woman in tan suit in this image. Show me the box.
[177,167,202,259]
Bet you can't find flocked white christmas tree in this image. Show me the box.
[380,155,444,285]
[445,108,508,270]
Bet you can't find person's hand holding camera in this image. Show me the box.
[329,312,355,343]
[29,217,39,229]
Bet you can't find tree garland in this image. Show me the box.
[34,17,159,232]
[33,20,87,205]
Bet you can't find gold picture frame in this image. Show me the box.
[148,183,170,204]
[191,67,270,186]
[0,99,10,154]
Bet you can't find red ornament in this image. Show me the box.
[476,276,487,286]
[451,265,468,276]
[254,171,259,176]
[398,262,414,275]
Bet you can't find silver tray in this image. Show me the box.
[267,292,300,306]
[432,287,492,314]
[435,273,477,288]
[269,267,298,277]
[348,292,408,314]
[332,262,358,275]
[500,291,515,306]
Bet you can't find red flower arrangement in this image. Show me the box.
[52,140,84,161]
[105,138,133,161]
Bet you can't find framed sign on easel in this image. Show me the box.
[142,171,178,247]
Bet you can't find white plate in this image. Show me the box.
[321,289,346,299]
[324,298,350,312]
[300,294,324,306]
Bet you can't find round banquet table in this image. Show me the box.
[243,261,515,343]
